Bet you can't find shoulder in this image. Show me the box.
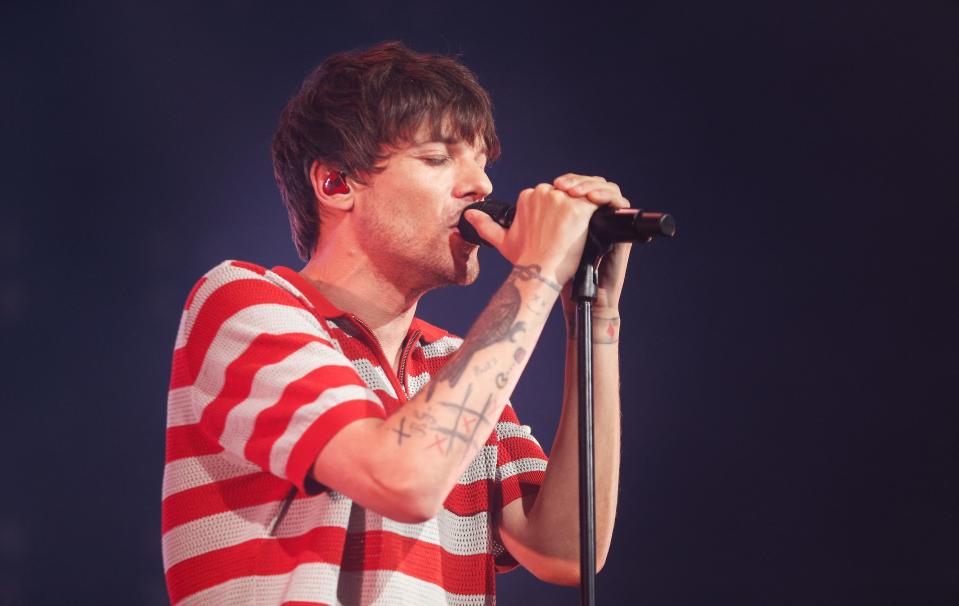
[183,260,315,315]
[176,261,326,349]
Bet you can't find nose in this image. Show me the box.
[453,160,493,202]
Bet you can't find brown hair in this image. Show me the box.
[271,41,501,260]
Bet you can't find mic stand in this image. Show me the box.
[571,231,614,606]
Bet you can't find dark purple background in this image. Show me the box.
[2,1,957,604]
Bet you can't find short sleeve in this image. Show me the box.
[492,401,548,571]
[173,262,386,494]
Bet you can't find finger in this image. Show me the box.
[553,173,606,192]
[553,173,585,189]
[464,209,506,248]
[586,189,630,208]
[567,182,629,208]
[566,178,619,197]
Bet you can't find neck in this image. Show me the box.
[300,236,423,371]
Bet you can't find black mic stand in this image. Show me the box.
[572,230,656,606]
[571,230,608,606]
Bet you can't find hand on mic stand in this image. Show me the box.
[550,174,632,320]
[458,174,675,606]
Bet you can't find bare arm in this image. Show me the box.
[498,175,632,584]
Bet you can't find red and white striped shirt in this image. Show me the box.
[162,261,548,605]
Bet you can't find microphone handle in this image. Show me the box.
[458,199,676,248]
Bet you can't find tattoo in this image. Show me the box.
[427,434,448,452]
[527,292,550,315]
[507,321,527,343]
[434,384,492,452]
[426,278,522,400]
[567,315,621,344]
[413,407,438,424]
[417,383,493,460]
[594,316,620,344]
[513,263,562,293]
[494,345,527,390]
[473,357,497,375]
[392,417,413,445]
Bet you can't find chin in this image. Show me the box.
[448,235,480,286]
[452,251,480,286]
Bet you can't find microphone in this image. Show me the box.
[457,199,677,248]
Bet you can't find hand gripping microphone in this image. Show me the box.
[457,199,677,248]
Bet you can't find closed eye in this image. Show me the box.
[422,156,452,167]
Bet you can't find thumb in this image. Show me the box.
[464,209,506,249]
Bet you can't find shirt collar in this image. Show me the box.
[271,266,347,318]
[271,266,452,345]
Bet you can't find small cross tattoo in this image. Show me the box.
[427,434,448,452]
[392,418,413,445]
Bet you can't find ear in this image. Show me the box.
[309,160,354,212]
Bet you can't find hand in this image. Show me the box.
[551,174,633,318]
[464,183,605,285]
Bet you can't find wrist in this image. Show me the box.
[564,311,621,344]
[511,261,563,294]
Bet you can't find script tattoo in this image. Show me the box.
[473,357,497,375]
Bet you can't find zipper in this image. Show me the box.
[268,486,297,536]
[347,314,420,404]
[397,329,421,398]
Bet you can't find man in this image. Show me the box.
[162,41,631,605]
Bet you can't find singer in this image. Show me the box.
[162,41,632,605]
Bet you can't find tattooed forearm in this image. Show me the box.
[426,277,522,400]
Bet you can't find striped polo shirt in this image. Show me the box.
[162,260,549,605]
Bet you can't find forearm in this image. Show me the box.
[319,265,562,520]
[520,311,622,570]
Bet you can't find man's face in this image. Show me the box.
[351,126,493,293]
